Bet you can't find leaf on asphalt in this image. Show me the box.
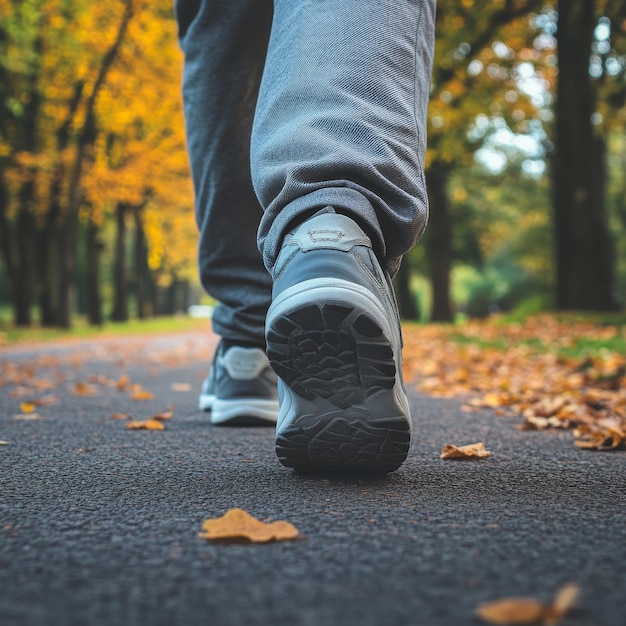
[198,508,299,543]
[126,419,165,430]
[171,382,192,392]
[72,381,98,396]
[573,421,625,451]
[0,440,8,445]
[547,583,580,623]
[19,402,37,414]
[475,597,546,625]
[109,412,130,420]
[150,404,174,421]
[128,384,155,400]
[12,413,42,420]
[440,441,492,460]
[116,374,130,391]
[476,584,580,625]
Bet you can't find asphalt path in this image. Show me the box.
[1,332,625,626]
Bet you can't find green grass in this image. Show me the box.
[404,311,626,360]
[0,315,211,347]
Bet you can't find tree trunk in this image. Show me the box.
[553,0,619,310]
[133,207,151,319]
[425,161,454,322]
[110,202,128,322]
[13,200,36,326]
[85,218,103,325]
[393,258,420,321]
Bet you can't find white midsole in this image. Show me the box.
[210,398,279,424]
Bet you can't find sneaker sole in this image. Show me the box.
[266,280,411,474]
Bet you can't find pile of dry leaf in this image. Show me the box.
[403,314,626,451]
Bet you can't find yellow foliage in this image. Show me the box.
[2,0,197,281]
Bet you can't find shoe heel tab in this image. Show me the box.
[287,212,371,252]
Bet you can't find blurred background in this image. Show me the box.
[0,0,625,335]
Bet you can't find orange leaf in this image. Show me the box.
[116,375,130,391]
[150,405,174,421]
[198,508,299,543]
[129,390,155,401]
[19,402,37,414]
[109,412,130,420]
[126,419,165,431]
[475,598,546,624]
[72,382,98,396]
[476,584,580,625]
[440,441,492,460]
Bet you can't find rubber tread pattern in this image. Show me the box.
[267,303,410,473]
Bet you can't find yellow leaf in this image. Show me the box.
[475,598,546,625]
[441,441,492,460]
[198,508,299,543]
[126,419,165,431]
[19,402,37,414]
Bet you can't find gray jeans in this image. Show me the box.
[176,0,435,344]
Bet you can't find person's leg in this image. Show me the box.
[252,0,436,471]
[176,0,278,425]
[252,0,436,278]
[176,0,273,346]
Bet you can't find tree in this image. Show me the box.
[552,0,624,310]
[425,0,545,320]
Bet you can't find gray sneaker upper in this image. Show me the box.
[271,208,402,340]
[203,343,278,402]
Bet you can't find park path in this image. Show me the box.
[1,331,625,626]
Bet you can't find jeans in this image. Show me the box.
[176,0,436,345]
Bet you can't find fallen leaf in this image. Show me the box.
[150,405,174,421]
[171,383,192,392]
[72,382,98,396]
[76,448,91,454]
[546,583,580,623]
[116,374,130,391]
[109,412,130,420]
[476,598,546,625]
[440,441,492,460]
[126,419,165,430]
[12,413,42,420]
[129,387,155,400]
[19,402,37,414]
[198,508,299,543]
[0,440,8,445]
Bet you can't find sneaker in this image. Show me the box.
[199,341,279,425]
[265,208,411,473]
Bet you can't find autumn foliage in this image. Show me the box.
[0,0,194,327]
